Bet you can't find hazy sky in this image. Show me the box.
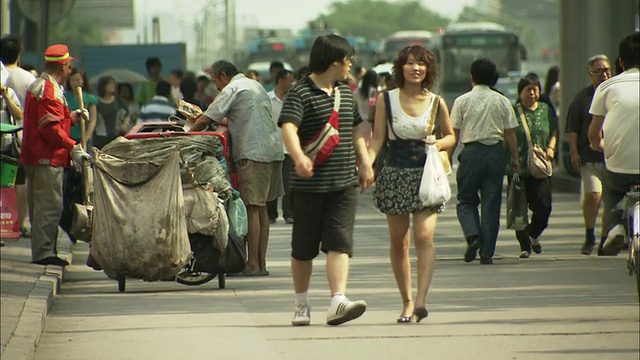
[119,0,476,44]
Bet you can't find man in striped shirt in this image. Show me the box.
[138,80,176,123]
[279,34,374,326]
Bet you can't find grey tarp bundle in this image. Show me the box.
[90,135,233,280]
[101,135,233,201]
[91,149,190,281]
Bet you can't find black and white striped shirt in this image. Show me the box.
[279,77,362,192]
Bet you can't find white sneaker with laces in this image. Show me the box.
[326,298,367,326]
[291,303,311,326]
[603,224,626,255]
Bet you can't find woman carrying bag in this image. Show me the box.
[508,74,558,258]
[367,45,455,323]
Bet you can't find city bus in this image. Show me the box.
[431,22,527,108]
[377,30,434,63]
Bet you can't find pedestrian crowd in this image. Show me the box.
[0,31,638,327]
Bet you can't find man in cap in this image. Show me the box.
[21,44,90,266]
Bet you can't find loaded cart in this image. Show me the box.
[88,125,246,292]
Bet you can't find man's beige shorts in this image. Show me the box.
[580,162,604,194]
[236,159,284,206]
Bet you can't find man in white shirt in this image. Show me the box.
[450,58,520,265]
[1,35,37,238]
[190,60,284,276]
[588,31,640,255]
[1,35,36,109]
[267,69,294,224]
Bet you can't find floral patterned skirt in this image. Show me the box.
[373,166,444,215]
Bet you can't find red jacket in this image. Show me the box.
[20,73,76,167]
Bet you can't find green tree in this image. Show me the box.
[312,0,450,40]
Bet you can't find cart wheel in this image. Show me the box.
[176,271,216,286]
[117,276,126,293]
[218,273,226,289]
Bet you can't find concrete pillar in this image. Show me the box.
[1,0,10,36]
[558,0,638,176]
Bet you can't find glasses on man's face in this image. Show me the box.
[590,68,611,75]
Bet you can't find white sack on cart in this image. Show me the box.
[183,187,220,236]
[91,150,191,281]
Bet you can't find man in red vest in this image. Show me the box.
[21,44,89,266]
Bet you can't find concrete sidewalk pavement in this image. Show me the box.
[33,185,640,360]
[1,230,73,360]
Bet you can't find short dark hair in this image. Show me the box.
[210,60,239,79]
[170,69,184,79]
[179,76,197,99]
[156,80,172,97]
[97,76,116,97]
[145,57,162,72]
[269,61,284,73]
[117,82,135,101]
[196,75,210,83]
[0,35,21,64]
[618,31,639,69]
[308,34,353,74]
[470,58,498,86]
[517,73,541,97]
[275,69,292,84]
[392,45,438,90]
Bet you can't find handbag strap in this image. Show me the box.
[384,90,403,140]
[517,104,534,150]
[327,87,341,127]
[333,87,341,111]
[426,94,440,136]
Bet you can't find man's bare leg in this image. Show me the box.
[258,205,270,272]
[326,251,349,295]
[245,205,261,273]
[292,257,313,293]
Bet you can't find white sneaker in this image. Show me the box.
[326,298,367,326]
[291,303,311,326]
[603,224,626,255]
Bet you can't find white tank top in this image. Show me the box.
[387,88,437,140]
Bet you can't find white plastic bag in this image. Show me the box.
[419,144,451,207]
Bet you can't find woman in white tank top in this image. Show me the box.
[365,45,456,323]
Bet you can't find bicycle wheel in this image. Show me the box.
[176,271,217,286]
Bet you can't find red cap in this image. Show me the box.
[44,44,74,64]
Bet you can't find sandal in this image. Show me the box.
[19,227,30,238]
[397,299,413,324]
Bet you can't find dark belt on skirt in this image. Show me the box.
[384,140,426,168]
